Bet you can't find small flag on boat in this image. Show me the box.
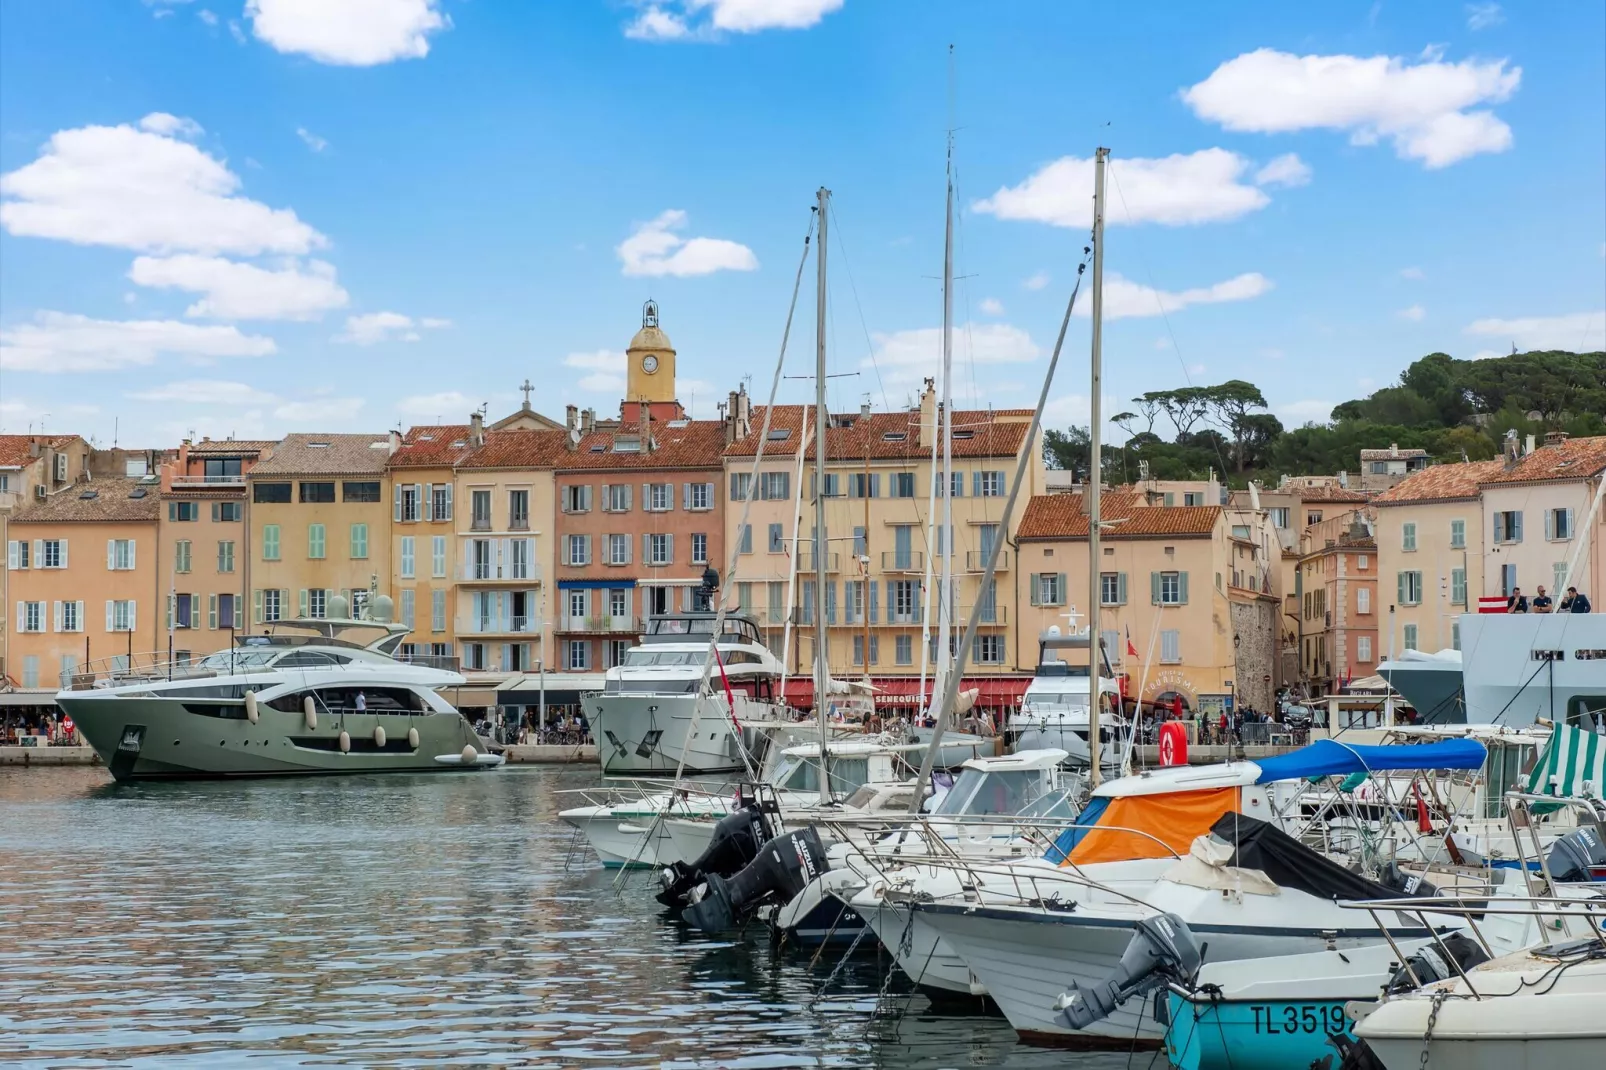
[1125,627,1138,659]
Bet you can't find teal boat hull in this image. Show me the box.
[1165,992,1353,1070]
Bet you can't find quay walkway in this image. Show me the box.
[2,744,597,767]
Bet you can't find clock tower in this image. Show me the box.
[624,300,679,420]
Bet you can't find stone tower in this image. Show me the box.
[625,300,678,418]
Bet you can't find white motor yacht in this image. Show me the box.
[584,611,790,776]
[56,608,498,781]
[1009,628,1126,771]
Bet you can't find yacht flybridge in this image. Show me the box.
[58,608,500,781]
[584,610,790,776]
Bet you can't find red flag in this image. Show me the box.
[1125,626,1139,660]
[712,647,742,730]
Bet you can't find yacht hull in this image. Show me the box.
[855,898,977,995]
[558,796,732,869]
[58,695,486,781]
[584,692,755,776]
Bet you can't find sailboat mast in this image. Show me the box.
[1088,147,1108,788]
[814,186,832,806]
[928,115,957,722]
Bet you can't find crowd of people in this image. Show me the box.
[1507,584,1592,614]
[2,711,77,746]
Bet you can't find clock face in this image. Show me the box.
[642,354,659,374]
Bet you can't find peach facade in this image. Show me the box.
[452,465,557,673]
[1294,511,1378,689]
[1,435,93,677]
[1376,497,1483,654]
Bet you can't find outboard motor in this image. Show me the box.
[1545,826,1606,883]
[680,827,830,935]
[656,801,773,908]
[1055,913,1202,1030]
[1375,861,1440,899]
[1383,931,1489,994]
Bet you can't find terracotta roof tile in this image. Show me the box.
[1477,436,1606,486]
[1298,485,1369,503]
[725,405,1032,461]
[459,429,571,470]
[390,424,475,468]
[249,433,392,476]
[0,434,79,469]
[1374,458,1507,505]
[1018,497,1220,540]
[554,420,727,471]
[186,439,276,455]
[9,477,162,524]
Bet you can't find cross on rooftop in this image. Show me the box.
[520,379,534,407]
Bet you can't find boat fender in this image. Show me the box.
[1055,912,1201,1030]
[461,744,478,764]
[303,696,317,731]
[407,727,419,748]
[245,691,259,724]
[338,730,350,754]
[373,726,386,748]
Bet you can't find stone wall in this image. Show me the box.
[1228,598,1278,711]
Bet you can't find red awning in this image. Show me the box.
[781,675,1031,710]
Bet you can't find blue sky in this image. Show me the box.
[2,0,1602,447]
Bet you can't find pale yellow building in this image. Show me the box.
[246,433,394,626]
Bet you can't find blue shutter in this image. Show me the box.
[1512,512,1523,542]
[869,580,879,623]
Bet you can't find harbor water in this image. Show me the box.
[0,766,1132,1069]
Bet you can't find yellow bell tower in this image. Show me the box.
[625,299,677,407]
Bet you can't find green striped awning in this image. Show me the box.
[1527,722,1606,800]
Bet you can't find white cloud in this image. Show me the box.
[198,9,219,26]
[1464,311,1605,354]
[397,391,473,418]
[0,311,276,373]
[274,397,365,423]
[295,127,328,152]
[1466,3,1503,30]
[335,311,448,345]
[418,317,452,329]
[1023,271,1050,291]
[0,397,100,435]
[624,0,842,40]
[564,349,627,392]
[1277,399,1337,425]
[1182,48,1521,169]
[867,323,1041,388]
[1253,152,1312,188]
[1396,304,1426,321]
[1186,363,1207,377]
[129,255,349,320]
[129,379,276,405]
[979,297,1004,316]
[228,18,246,43]
[138,112,203,139]
[617,209,758,277]
[0,115,325,255]
[246,0,449,66]
[1399,266,1425,280]
[1075,272,1273,321]
[974,148,1269,228]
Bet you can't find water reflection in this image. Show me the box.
[0,767,1131,1068]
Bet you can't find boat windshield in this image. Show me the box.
[934,769,1043,817]
[196,649,281,671]
[623,650,706,667]
[771,755,871,795]
[1023,692,1089,710]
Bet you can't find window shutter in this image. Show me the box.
[423,484,433,521]
[1178,572,1189,604]
[1150,571,1161,605]
[1397,572,1407,604]
[5,542,16,570]
[1512,512,1523,542]
[253,589,264,624]
[59,540,68,569]
[642,533,650,564]
[442,484,452,519]
[107,539,116,570]
[209,595,218,630]
[299,589,309,617]
[127,601,136,631]
[394,486,403,522]
[211,502,219,522]
[105,600,114,631]
[1117,572,1128,605]
[972,471,981,496]
[869,580,879,623]
[683,482,691,510]
[1029,574,1041,606]
[1544,510,1553,540]
[16,602,25,632]
[1056,574,1067,604]
[51,601,60,632]
[665,533,674,563]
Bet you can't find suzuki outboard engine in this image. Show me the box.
[1375,861,1440,899]
[1545,826,1606,883]
[1055,913,1202,1030]
[1383,931,1489,994]
[680,827,830,935]
[656,801,773,908]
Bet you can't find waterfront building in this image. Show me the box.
[1014,494,1273,715]
[5,476,161,690]
[1373,458,1504,655]
[246,433,395,626]
[386,422,477,670]
[1293,509,1378,693]
[1476,432,1606,608]
[1360,443,1431,494]
[155,439,275,657]
[1,434,92,680]
[723,379,1044,710]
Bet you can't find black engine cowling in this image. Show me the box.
[1384,931,1489,994]
[680,827,830,935]
[1055,913,1202,1030]
[656,803,773,908]
[1374,861,1440,899]
[1546,826,1606,883]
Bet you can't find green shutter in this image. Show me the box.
[1057,574,1067,604]
[1117,572,1128,605]
[1178,571,1189,604]
[1397,572,1407,604]
[1150,571,1161,605]
[253,589,264,624]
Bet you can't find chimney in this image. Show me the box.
[470,411,485,448]
[565,404,578,433]
[860,399,871,419]
[918,377,937,449]
[638,401,652,450]
[28,438,40,458]
[1544,430,1569,448]
[1338,470,1349,489]
[1502,429,1519,468]
[387,429,401,455]
[1524,433,1536,456]
[582,408,595,433]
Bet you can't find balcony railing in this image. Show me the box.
[170,474,246,487]
[470,514,493,532]
[397,653,462,671]
[965,550,1009,572]
[557,615,642,633]
[880,550,924,572]
[457,561,543,583]
[456,615,541,635]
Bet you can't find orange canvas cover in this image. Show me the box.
[1065,786,1241,866]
